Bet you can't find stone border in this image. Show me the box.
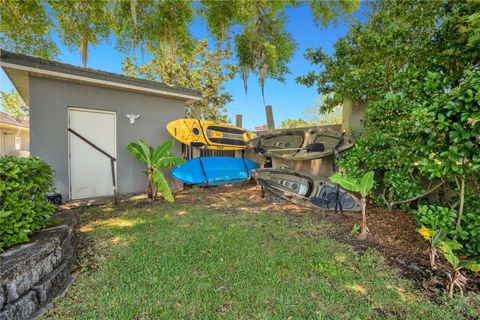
[0,211,76,320]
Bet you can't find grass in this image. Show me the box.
[44,201,479,319]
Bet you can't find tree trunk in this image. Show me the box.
[359,197,369,238]
[387,188,394,211]
[147,167,154,201]
[430,245,437,270]
[455,176,465,231]
[387,181,444,210]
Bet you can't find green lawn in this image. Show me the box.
[45,201,479,319]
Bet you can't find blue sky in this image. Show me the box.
[0,2,367,130]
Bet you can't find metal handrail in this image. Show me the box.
[68,128,116,160]
[68,128,118,203]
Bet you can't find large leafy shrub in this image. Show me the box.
[297,0,480,262]
[0,156,56,251]
[413,205,457,232]
[299,0,480,211]
[457,210,480,258]
[414,70,480,229]
[414,204,480,257]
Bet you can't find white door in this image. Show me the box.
[69,108,116,200]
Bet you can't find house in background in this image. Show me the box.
[253,124,268,136]
[0,111,29,157]
[0,50,201,201]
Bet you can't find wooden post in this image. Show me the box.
[265,105,275,132]
[235,114,243,128]
[193,105,201,119]
[191,146,200,159]
[191,105,201,158]
[234,114,243,159]
[341,99,352,135]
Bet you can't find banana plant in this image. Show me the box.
[438,239,480,297]
[418,227,447,270]
[127,139,185,202]
[329,171,374,238]
[418,227,480,297]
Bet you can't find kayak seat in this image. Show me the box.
[309,197,334,209]
[305,143,325,152]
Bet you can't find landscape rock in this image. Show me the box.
[0,211,76,320]
[0,291,38,320]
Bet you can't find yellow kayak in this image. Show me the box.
[166,119,256,150]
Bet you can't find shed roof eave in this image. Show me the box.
[0,123,29,130]
[1,62,202,103]
[2,67,29,104]
[0,50,202,103]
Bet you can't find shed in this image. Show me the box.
[0,50,201,201]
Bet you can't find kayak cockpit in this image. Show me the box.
[310,181,358,210]
[265,172,313,198]
[251,168,362,212]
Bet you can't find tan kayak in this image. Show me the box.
[247,127,353,160]
[251,168,362,212]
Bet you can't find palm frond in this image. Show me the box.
[127,142,149,164]
[152,168,174,202]
[128,139,183,203]
[138,139,152,166]
[157,156,185,168]
[152,139,175,164]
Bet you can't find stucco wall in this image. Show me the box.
[29,77,185,200]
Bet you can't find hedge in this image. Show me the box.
[413,203,480,257]
[0,156,56,252]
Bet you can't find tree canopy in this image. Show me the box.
[0,89,26,118]
[0,0,359,99]
[280,98,342,128]
[122,39,237,121]
[297,0,480,111]
[0,0,58,58]
[48,0,112,67]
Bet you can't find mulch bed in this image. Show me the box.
[174,182,480,299]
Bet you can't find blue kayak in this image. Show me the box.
[172,157,259,186]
